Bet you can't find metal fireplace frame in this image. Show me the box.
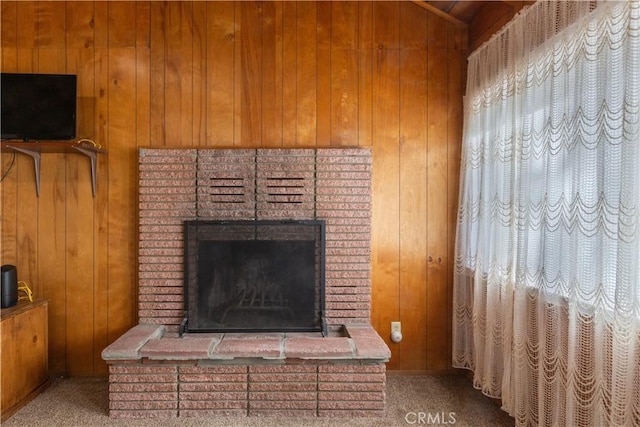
[181,219,327,336]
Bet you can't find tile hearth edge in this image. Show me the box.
[102,323,390,363]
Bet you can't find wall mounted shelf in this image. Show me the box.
[0,141,106,197]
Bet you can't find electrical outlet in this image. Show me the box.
[390,321,403,343]
[391,321,401,334]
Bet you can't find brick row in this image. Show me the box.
[248,364,318,416]
[109,364,179,417]
[108,361,386,418]
[317,364,385,416]
[138,271,182,280]
[138,284,182,293]
[177,365,248,416]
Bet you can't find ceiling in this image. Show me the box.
[422,1,536,50]
[425,0,491,24]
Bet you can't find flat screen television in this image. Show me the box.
[1,73,77,141]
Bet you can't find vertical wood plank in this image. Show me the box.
[239,1,262,146]
[447,16,466,51]
[15,152,39,288]
[106,0,136,48]
[358,1,373,147]
[65,1,96,376]
[427,10,449,49]
[372,1,399,50]
[261,1,283,147]
[35,0,65,48]
[330,1,358,146]
[281,1,296,145]
[233,1,242,145]
[135,2,151,148]
[67,1,94,49]
[35,148,65,376]
[192,1,206,145]
[0,147,17,266]
[315,1,330,146]
[15,1,38,70]
[136,1,150,49]
[426,43,450,371]
[91,0,109,375]
[68,2,95,140]
[1,1,17,49]
[180,2,194,146]
[164,2,193,146]
[0,2,18,267]
[93,45,110,375]
[106,48,137,347]
[93,1,108,49]
[15,0,38,71]
[206,1,235,145]
[398,1,428,371]
[371,0,400,370]
[36,46,67,374]
[149,1,166,146]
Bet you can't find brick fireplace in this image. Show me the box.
[101,147,390,418]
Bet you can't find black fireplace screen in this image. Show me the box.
[183,220,326,335]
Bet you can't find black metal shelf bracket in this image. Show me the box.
[1,142,104,198]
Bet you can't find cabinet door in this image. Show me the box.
[14,305,48,399]
[1,316,19,411]
[1,302,48,418]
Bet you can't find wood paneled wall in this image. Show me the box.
[0,1,466,375]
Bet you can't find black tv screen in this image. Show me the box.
[1,73,77,141]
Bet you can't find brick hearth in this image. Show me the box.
[103,324,389,418]
[102,147,390,418]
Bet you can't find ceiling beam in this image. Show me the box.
[501,1,535,7]
[411,1,467,27]
[449,1,486,23]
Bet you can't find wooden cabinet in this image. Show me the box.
[1,299,49,422]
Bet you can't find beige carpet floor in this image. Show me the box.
[4,373,514,426]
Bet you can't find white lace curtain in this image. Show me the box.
[453,1,640,426]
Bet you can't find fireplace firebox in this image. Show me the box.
[182,220,326,335]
